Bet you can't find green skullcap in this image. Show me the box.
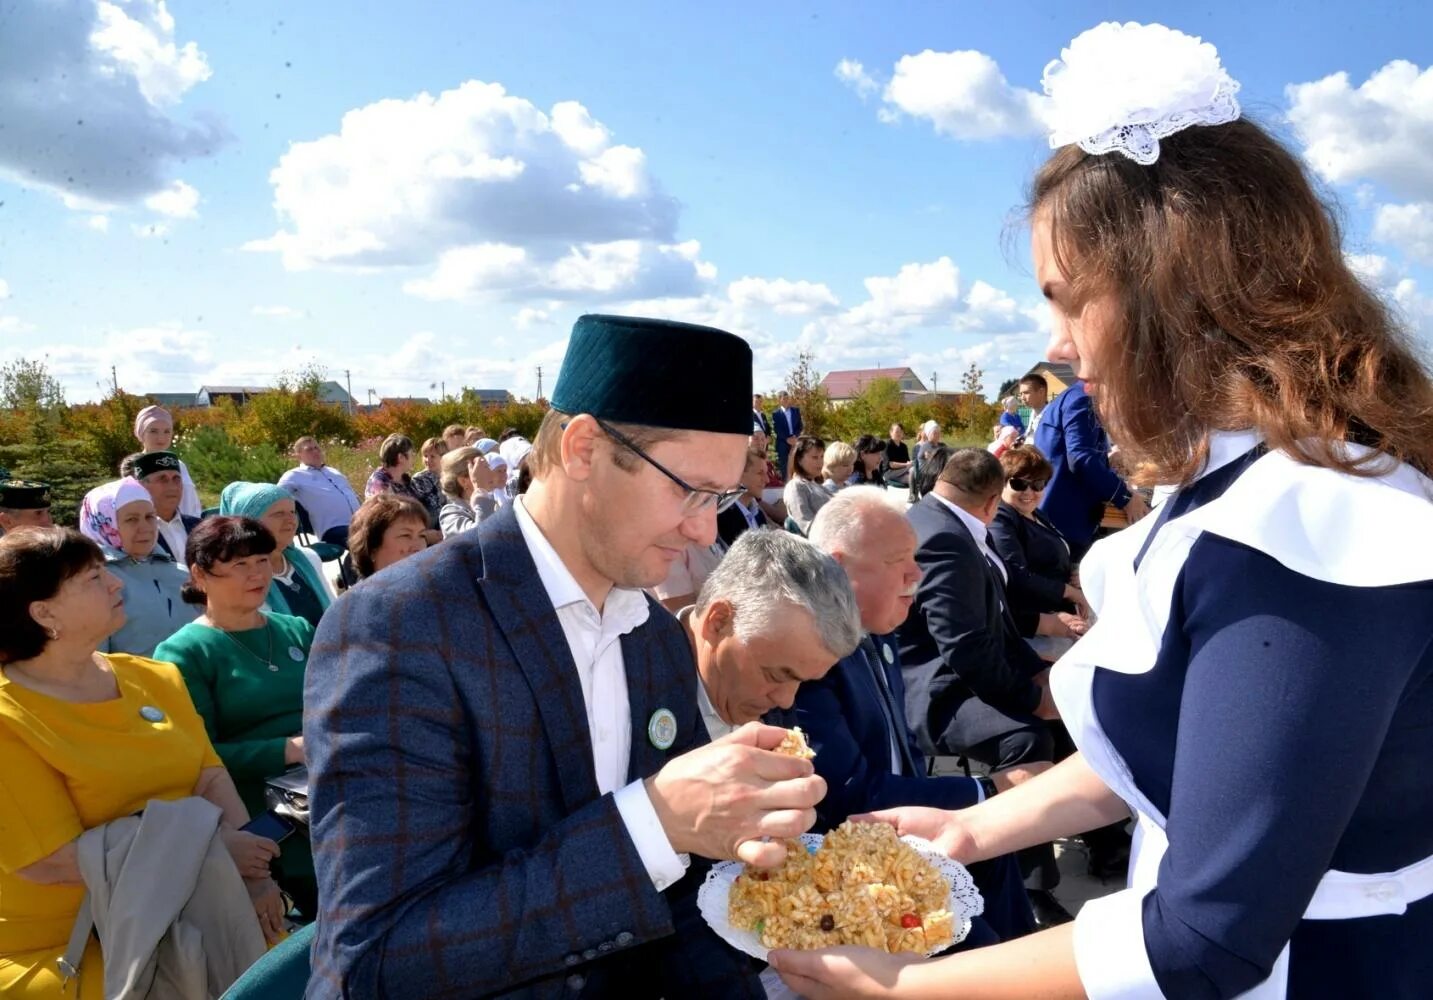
[550,314,753,434]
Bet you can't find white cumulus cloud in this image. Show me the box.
[0,0,223,207]
[1372,202,1433,266]
[850,49,1044,140]
[1287,61,1433,201]
[90,0,211,106]
[245,79,705,302]
[834,59,880,100]
[728,277,839,315]
[88,215,111,232]
[143,179,199,218]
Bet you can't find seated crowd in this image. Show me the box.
[0,378,1132,995]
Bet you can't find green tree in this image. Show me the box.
[1,357,66,452]
[783,351,832,439]
[235,363,354,450]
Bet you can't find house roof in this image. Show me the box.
[199,385,271,395]
[1025,361,1076,383]
[143,392,198,408]
[467,388,512,402]
[316,380,355,405]
[380,397,433,406]
[820,367,925,398]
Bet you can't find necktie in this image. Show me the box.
[862,638,919,777]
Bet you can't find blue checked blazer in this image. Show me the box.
[303,503,760,999]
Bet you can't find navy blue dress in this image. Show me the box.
[1072,446,1433,998]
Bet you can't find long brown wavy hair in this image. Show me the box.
[1029,117,1433,485]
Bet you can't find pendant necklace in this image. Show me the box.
[218,617,279,673]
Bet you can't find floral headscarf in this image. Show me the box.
[80,478,154,550]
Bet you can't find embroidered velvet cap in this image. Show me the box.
[0,479,52,509]
[550,314,753,434]
[133,451,182,480]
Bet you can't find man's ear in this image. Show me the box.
[559,414,603,482]
[701,599,735,641]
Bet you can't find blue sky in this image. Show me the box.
[2,0,1430,403]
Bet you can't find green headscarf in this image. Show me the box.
[219,482,332,619]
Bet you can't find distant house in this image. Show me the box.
[196,385,271,407]
[821,367,928,403]
[379,397,433,407]
[1023,361,1077,396]
[143,391,198,409]
[465,388,513,406]
[316,380,357,410]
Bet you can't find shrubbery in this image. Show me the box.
[2,356,1002,523]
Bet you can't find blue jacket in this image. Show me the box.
[303,504,760,999]
[99,546,198,657]
[771,405,802,444]
[1032,380,1131,546]
[770,633,1036,943]
[773,633,980,829]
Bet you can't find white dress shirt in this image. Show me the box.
[931,493,1008,584]
[1025,405,1045,443]
[278,464,361,538]
[156,511,189,566]
[512,497,689,892]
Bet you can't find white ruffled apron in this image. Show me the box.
[1051,442,1433,999]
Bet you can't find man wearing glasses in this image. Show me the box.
[304,314,824,998]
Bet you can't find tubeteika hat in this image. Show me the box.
[0,479,51,510]
[132,451,182,480]
[550,314,753,434]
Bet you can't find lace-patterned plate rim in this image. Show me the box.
[696,832,985,962]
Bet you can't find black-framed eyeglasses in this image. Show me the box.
[594,418,745,515]
[1008,476,1048,493]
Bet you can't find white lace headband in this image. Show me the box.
[1042,22,1241,165]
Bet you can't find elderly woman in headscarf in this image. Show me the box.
[79,478,198,657]
[497,436,531,507]
[133,404,202,518]
[218,482,337,628]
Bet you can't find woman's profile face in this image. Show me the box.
[259,499,299,551]
[1032,212,1118,396]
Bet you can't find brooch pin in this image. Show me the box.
[648,708,677,750]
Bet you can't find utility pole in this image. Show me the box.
[111,365,119,394]
[932,371,938,393]
[440,381,445,401]
[367,388,375,408]
[344,369,355,415]
[536,365,543,400]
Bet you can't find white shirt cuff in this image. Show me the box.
[973,779,987,804]
[1072,886,1162,999]
[613,780,690,892]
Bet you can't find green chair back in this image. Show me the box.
[220,921,315,999]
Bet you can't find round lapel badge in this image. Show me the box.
[288,646,304,662]
[139,705,166,723]
[647,708,677,751]
[882,643,895,664]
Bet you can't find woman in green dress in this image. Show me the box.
[153,515,316,918]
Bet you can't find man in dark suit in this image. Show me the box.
[771,392,803,480]
[898,449,1068,924]
[304,315,826,999]
[1031,379,1147,560]
[132,451,201,562]
[777,485,1036,941]
[716,447,775,547]
[751,393,771,437]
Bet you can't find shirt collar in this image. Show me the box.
[931,491,991,542]
[512,495,651,628]
[1198,429,1264,481]
[678,606,734,739]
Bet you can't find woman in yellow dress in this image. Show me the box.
[0,527,285,998]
